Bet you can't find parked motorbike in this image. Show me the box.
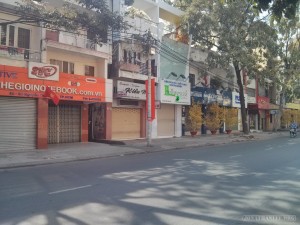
[290,128,297,138]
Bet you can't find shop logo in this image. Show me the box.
[30,66,57,78]
[28,62,59,81]
[0,71,17,79]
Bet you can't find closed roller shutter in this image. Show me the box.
[48,105,81,144]
[112,107,140,139]
[157,104,175,137]
[0,97,36,151]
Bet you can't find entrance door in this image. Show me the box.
[0,97,36,151]
[48,105,81,144]
[157,104,175,137]
[112,107,141,139]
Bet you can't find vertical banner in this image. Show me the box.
[145,78,156,121]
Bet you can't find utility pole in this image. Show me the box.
[145,30,155,147]
[147,50,152,147]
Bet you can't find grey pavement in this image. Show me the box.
[0,131,287,169]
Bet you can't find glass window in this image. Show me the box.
[85,65,94,76]
[0,24,7,45]
[18,28,30,49]
[9,26,15,46]
[63,61,69,73]
[69,63,74,74]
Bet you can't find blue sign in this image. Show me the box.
[191,87,232,106]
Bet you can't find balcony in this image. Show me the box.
[45,30,110,59]
[0,45,41,62]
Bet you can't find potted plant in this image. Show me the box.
[205,103,224,135]
[186,99,202,137]
[224,108,239,134]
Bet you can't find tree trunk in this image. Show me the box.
[234,62,249,134]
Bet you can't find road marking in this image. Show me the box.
[48,185,92,195]
[230,155,241,158]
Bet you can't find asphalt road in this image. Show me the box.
[0,135,299,225]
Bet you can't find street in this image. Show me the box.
[0,136,299,225]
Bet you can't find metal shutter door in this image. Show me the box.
[0,97,36,151]
[48,105,81,144]
[157,104,175,137]
[112,108,140,139]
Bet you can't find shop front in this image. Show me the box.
[0,63,111,150]
[157,79,190,137]
[191,86,232,132]
[111,80,146,140]
[247,95,257,130]
[248,96,270,131]
[231,92,248,131]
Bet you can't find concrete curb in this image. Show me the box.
[0,132,287,170]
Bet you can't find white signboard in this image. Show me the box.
[28,62,59,81]
[232,92,248,108]
[160,79,191,105]
[116,80,146,100]
[247,96,256,104]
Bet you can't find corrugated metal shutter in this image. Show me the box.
[157,104,175,137]
[0,97,36,152]
[48,105,81,144]
[112,107,140,139]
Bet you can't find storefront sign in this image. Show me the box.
[191,86,232,106]
[116,81,146,100]
[28,62,59,81]
[285,103,300,110]
[247,96,256,104]
[232,92,248,108]
[160,79,190,105]
[257,96,270,109]
[0,64,107,102]
[270,110,279,114]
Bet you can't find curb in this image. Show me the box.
[0,133,286,170]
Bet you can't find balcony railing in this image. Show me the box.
[0,45,41,62]
[46,30,109,53]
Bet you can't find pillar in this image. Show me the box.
[37,98,48,149]
[81,104,88,142]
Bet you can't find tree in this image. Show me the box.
[205,103,224,133]
[252,0,299,20]
[185,99,202,134]
[183,0,278,134]
[164,0,299,20]
[271,17,300,114]
[224,107,239,131]
[1,0,128,45]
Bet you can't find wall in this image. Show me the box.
[47,49,106,78]
[160,36,189,79]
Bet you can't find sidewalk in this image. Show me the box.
[0,131,287,169]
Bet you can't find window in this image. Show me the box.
[9,26,15,46]
[18,28,30,49]
[85,65,95,76]
[123,50,127,62]
[0,26,30,48]
[189,74,195,87]
[63,61,69,73]
[50,59,74,74]
[0,25,7,45]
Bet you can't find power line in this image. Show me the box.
[0,9,241,89]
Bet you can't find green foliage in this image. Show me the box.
[186,99,202,131]
[271,16,300,103]
[205,103,224,131]
[253,0,299,20]
[183,0,279,134]
[12,0,128,44]
[224,107,239,130]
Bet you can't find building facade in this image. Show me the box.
[0,1,113,151]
